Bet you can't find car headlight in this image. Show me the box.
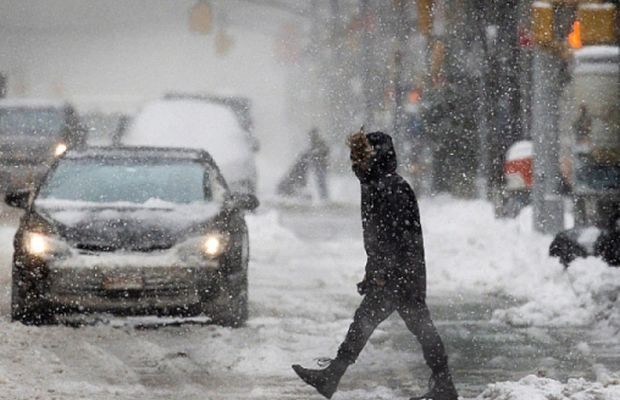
[176,232,229,266]
[54,143,67,157]
[26,233,48,255]
[24,232,70,259]
[202,232,229,258]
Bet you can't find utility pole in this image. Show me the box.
[0,73,6,98]
[392,0,408,158]
[530,2,565,234]
[488,0,522,212]
[328,0,346,137]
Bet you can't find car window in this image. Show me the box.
[0,108,64,137]
[38,158,212,205]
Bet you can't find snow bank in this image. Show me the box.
[420,197,620,330]
[476,374,620,400]
[0,226,16,287]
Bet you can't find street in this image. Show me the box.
[1,193,619,400]
[0,1,618,399]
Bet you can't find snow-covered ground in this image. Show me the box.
[0,179,618,399]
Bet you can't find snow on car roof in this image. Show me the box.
[63,146,211,162]
[0,98,69,109]
[123,98,252,165]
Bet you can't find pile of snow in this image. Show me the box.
[477,374,620,400]
[492,258,620,329]
[420,197,620,330]
[0,226,16,288]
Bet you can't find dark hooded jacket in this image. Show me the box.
[354,132,426,300]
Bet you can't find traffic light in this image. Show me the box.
[189,0,213,34]
[576,3,617,46]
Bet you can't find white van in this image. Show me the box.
[124,98,258,194]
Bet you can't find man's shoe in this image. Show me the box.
[410,370,458,400]
[292,359,348,399]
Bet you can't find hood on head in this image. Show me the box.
[352,131,397,182]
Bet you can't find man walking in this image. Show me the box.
[292,130,458,400]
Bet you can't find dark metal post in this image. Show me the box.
[360,0,374,127]
[531,49,565,233]
[487,0,522,211]
[0,73,6,98]
[392,0,408,155]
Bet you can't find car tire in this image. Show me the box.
[205,272,248,328]
[11,267,52,325]
[217,283,248,328]
[205,229,250,328]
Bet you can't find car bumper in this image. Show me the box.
[43,253,227,314]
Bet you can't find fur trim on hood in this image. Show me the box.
[348,130,397,183]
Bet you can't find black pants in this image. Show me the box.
[336,288,448,373]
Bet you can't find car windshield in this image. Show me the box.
[38,158,209,204]
[0,108,64,136]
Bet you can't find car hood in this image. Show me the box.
[34,199,222,252]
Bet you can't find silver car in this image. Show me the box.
[6,146,258,326]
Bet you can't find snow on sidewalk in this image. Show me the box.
[419,196,620,331]
[477,374,620,400]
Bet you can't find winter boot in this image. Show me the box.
[410,370,458,400]
[292,359,349,399]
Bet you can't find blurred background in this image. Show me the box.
[0,2,619,399]
[0,0,618,235]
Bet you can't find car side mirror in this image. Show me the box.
[5,190,31,209]
[226,192,259,211]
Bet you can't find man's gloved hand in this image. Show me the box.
[357,274,387,295]
[357,279,370,296]
[373,276,386,287]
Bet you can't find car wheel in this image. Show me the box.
[217,284,248,328]
[205,230,249,328]
[205,272,248,328]
[11,267,52,325]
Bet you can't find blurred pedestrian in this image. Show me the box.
[292,129,458,400]
[276,127,330,200]
[574,105,592,147]
[308,128,330,200]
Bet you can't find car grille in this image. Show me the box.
[74,243,174,253]
[49,267,197,294]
